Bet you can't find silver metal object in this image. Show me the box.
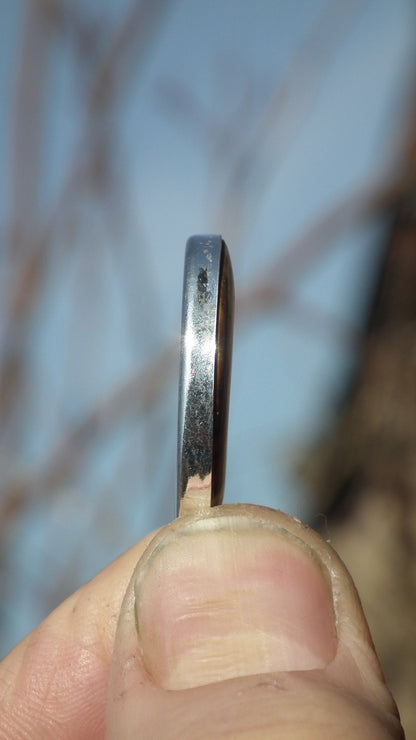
[177,235,234,516]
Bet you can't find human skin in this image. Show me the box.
[0,505,405,739]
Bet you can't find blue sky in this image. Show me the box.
[0,0,415,653]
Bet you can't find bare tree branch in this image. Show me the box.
[215,0,370,242]
[0,0,171,424]
[237,176,403,323]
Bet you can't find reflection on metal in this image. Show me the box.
[177,235,234,517]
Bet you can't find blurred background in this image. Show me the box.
[1,0,416,736]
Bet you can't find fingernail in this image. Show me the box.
[134,515,337,689]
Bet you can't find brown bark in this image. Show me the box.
[304,187,416,738]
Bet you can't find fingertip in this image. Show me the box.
[106,505,403,739]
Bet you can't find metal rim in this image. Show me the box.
[177,235,234,516]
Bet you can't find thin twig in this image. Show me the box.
[237,176,402,323]
[0,343,176,523]
[0,0,170,422]
[215,0,370,242]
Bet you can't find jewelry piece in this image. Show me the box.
[177,235,234,517]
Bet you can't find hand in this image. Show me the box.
[0,505,404,739]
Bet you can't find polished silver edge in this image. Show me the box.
[177,235,228,515]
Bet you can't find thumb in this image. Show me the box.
[106,505,403,739]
